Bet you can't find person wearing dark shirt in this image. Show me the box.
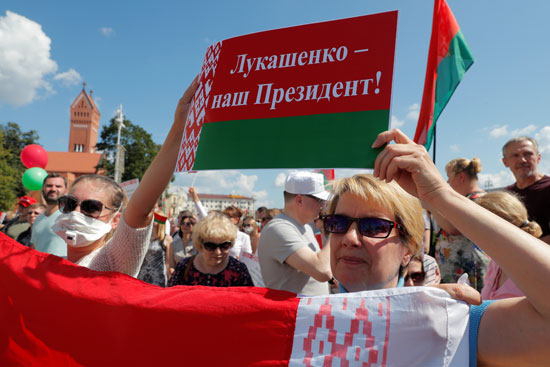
[16,203,46,247]
[168,212,253,287]
[502,136,550,243]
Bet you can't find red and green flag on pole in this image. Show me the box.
[413,0,474,150]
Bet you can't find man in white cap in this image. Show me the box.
[258,171,333,296]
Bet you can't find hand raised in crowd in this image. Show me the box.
[188,186,199,203]
[372,128,450,204]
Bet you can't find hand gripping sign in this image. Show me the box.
[177,11,397,172]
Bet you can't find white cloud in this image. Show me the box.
[478,171,515,190]
[172,170,267,201]
[99,27,114,37]
[390,114,404,128]
[535,126,550,154]
[489,125,508,138]
[0,11,58,106]
[334,169,372,178]
[489,124,538,139]
[274,172,287,187]
[449,144,460,153]
[93,96,101,108]
[510,124,537,137]
[406,103,420,120]
[535,126,550,173]
[171,170,279,208]
[54,68,82,86]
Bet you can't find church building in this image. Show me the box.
[44,83,105,185]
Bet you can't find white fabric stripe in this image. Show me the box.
[290,287,469,367]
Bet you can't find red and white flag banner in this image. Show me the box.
[1,233,469,366]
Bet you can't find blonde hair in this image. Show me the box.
[328,174,424,257]
[475,191,542,238]
[153,220,166,242]
[446,157,482,180]
[192,212,238,251]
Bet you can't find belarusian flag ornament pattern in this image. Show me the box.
[177,41,222,172]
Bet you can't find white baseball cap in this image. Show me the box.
[284,171,330,201]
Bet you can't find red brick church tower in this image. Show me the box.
[43,82,105,188]
[68,82,100,153]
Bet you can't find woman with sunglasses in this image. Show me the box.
[167,212,253,287]
[51,79,198,277]
[167,210,197,276]
[325,128,550,366]
[241,215,260,254]
[403,253,440,287]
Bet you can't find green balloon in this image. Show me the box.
[22,167,48,191]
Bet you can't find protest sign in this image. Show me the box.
[240,251,265,287]
[120,178,139,199]
[177,11,397,172]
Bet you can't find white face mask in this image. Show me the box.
[52,211,115,248]
[243,225,254,235]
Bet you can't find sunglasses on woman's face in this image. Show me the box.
[322,214,403,239]
[202,241,232,252]
[405,271,426,284]
[58,195,117,219]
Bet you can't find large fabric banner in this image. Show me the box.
[1,233,470,366]
[177,12,398,172]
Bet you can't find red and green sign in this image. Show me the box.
[177,12,397,172]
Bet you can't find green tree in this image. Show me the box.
[0,129,20,211]
[0,122,40,209]
[95,118,161,182]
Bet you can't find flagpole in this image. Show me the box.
[433,124,437,164]
[428,123,437,258]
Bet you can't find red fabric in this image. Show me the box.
[413,0,460,146]
[0,232,299,366]
[314,169,335,181]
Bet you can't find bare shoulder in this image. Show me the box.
[477,297,550,366]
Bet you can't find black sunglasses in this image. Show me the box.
[58,195,117,219]
[405,271,426,284]
[202,241,232,252]
[304,194,325,203]
[322,214,403,238]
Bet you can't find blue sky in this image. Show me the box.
[2,0,549,209]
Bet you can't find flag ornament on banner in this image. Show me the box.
[176,12,398,172]
[1,232,471,366]
[413,0,474,150]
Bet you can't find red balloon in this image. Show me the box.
[20,144,48,169]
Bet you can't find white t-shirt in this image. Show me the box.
[230,231,252,258]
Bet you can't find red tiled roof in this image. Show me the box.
[198,193,254,201]
[70,88,98,111]
[45,152,104,174]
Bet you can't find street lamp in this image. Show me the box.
[114,104,125,183]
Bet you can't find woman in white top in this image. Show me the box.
[52,78,198,277]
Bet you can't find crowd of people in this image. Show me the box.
[2,78,550,365]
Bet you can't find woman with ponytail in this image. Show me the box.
[475,191,544,300]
